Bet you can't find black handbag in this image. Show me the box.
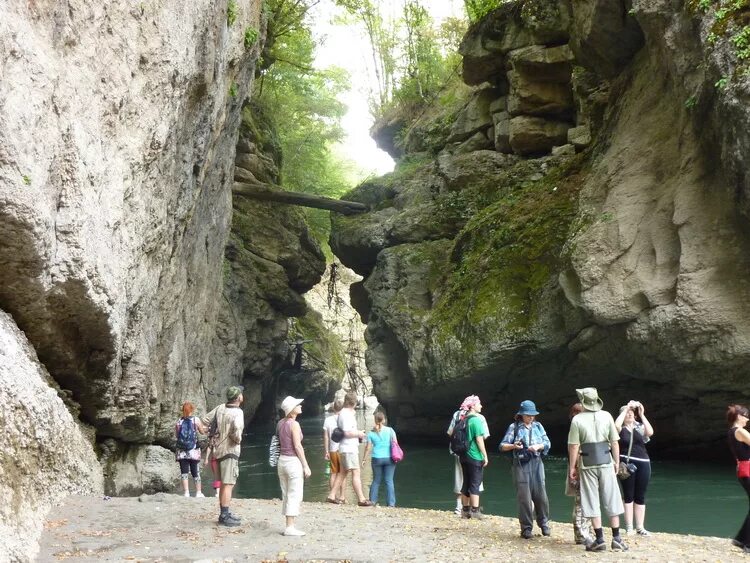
[617,427,637,480]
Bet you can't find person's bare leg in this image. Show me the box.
[633,503,647,530]
[470,493,480,509]
[219,484,234,508]
[327,471,345,501]
[351,468,367,502]
[623,502,633,530]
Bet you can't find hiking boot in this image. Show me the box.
[585,539,606,552]
[635,528,651,536]
[469,508,485,520]
[541,525,551,537]
[461,506,471,519]
[611,536,629,551]
[521,529,533,539]
[218,514,241,527]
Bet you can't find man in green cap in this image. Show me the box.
[568,387,627,552]
[202,385,244,526]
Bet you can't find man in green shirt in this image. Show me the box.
[568,387,627,552]
[458,395,489,519]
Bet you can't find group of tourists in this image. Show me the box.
[448,387,653,553]
[173,384,750,555]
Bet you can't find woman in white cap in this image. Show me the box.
[277,396,311,536]
[500,400,551,539]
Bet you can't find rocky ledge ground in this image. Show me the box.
[37,494,743,562]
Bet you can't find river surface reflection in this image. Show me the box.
[234,413,744,538]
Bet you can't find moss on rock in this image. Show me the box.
[430,154,587,340]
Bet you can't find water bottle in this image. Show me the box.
[325,459,331,475]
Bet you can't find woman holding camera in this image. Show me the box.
[615,401,654,536]
[500,400,551,539]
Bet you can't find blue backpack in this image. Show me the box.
[176,417,197,451]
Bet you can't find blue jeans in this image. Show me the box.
[370,457,396,506]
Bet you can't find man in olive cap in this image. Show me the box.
[202,385,245,526]
[568,387,627,552]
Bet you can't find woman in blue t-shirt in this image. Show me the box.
[362,411,397,506]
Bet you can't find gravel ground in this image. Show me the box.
[37,494,745,562]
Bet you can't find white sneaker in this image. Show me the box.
[454,506,462,515]
[195,491,205,498]
[283,527,306,536]
[636,528,651,536]
[625,527,634,536]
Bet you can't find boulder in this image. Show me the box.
[448,89,502,143]
[551,143,576,156]
[508,44,574,83]
[569,0,645,77]
[370,109,408,159]
[489,96,508,114]
[520,0,573,45]
[507,71,575,117]
[509,116,570,155]
[454,130,495,154]
[101,441,177,496]
[567,125,592,148]
[493,111,512,153]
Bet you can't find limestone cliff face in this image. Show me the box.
[0,311,103,561]
[331,0,750,454]
[0,0,266,553]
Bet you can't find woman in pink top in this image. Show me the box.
[277,396,311,537]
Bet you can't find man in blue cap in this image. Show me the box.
[500,400,551,539]
[202,385,244,526]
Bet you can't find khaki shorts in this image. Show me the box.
[219,457,239,485]
[329,451,342,474]
[579,465,624,518]
[340,451,359,471]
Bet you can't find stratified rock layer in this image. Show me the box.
[331,0,750,454]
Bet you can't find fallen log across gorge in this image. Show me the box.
[233,181,368,215]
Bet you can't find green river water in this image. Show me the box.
[234,414,744,538]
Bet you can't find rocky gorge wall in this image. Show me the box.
[0,1,323,558]
[331,0,750,455]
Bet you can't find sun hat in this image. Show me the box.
[461,395,481,411]
[576,387,604,412]
[226,385,244,401]
[280,396,304,416]
[516,400,539,416]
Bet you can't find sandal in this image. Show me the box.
[336,498,347,504]
[357,500,374,507]
[326,497,342,504]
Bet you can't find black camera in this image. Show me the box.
[625,462,638,474]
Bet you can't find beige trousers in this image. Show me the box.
[278,455,304,517]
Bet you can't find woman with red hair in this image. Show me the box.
[728,404,750,553]
[176,402,207,498]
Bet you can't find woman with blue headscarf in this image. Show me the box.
[500,400,551,539]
